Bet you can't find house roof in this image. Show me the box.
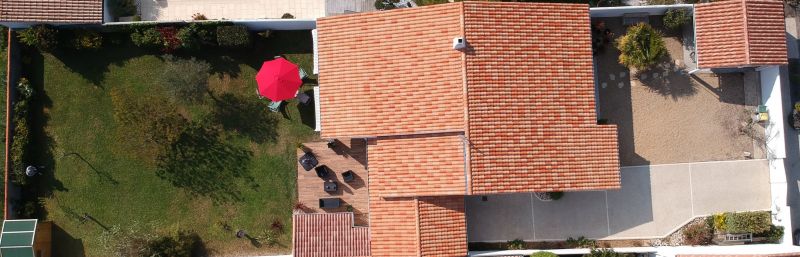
[0,0,103,23]
[368,196,467,257]
[462,1,620,194]
[316,3,467,138]
[368,133,467,197]
[694,0,787,68]
[292,213,370,257]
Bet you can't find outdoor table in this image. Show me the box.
[299,152,318,171]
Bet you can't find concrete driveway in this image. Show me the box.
[466,160,771,242]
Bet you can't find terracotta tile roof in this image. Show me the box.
[695,0,787,68]
[368,197,419,257]
[292,213,370,257]
[368,133,467,197]
[462,2,620,194]
[316,3,467,138]
[0,0,103,23]
[418,196,467,257]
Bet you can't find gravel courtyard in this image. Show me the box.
[594,17,760,166]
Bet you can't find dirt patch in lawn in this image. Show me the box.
[595,35,758,166]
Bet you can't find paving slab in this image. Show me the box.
[690,160,771,214]
[532,191,608,240]
[466,194,534,242]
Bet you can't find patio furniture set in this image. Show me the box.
[255,56,313,112]
[298,141,358,210]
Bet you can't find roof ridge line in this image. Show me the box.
[457,1,473,196]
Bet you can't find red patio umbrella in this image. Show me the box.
[256,58,303,101]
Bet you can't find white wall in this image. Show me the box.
[232,19,316,30]
[470,244,800,257]
[590,4,693,18]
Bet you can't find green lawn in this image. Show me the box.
[20,31,316,256]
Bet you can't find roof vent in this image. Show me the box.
[453,37,466,50]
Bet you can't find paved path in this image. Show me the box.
[139,0,326,21]
[466,160,771,242]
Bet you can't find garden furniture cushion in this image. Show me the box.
[342,170,355,183]
[315,165,331,179]
[319,198,340,209]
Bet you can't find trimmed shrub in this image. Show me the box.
[157,27,181,53]
[131,26,163,49]
[216,25,251,48]
[566,236,596,248]
[725,211,772,234]
[177,23,215,49]
[713,213,727,232]
[584,248,629,257]
[71,30,103,50]
[506,239,524,250]
[754,225,784,243]
[550,192,564,200]
[18,25,58,51]
[682,222,713,245]
[109,0,137,17]
[663,9,691,31]
[532,251,559,257]
[281,13,295,19]
[160,55,211,103]
[615,23,667,70]
[10,78,34,186]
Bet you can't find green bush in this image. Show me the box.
[216,25,251,47]
[725,211,772,234]
[18,25,58,51]
[110,88,187,151]
[160,55,211,103]
[584,248,629,257]
[615,23,667,70]
[682,221,713,245]
[532,251,558,257]
[566,236,596,248]
[110,0,137,17]
[506,239,524,250]
[177,23,215,49]
[0,26,7,50]
[144,231,199,257]
[550,192,564,200]
[754,225,784,243]
[713,213,727,232]
[663,9,691,31]
[131,26,163,49]
[10,78,34,186]
[71,30,103,50]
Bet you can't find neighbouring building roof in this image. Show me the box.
[292,213,370,257]
[0,0,103,23]
[694,0,787,68]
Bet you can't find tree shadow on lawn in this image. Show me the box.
[52,223,87,257]
[209,92,278,144]
[156,122,259,204]
[51,37,151,87]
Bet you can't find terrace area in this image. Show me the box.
[295,139,369,226]
[592,15,764,166]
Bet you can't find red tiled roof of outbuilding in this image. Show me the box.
[462,1,621,193]
[292,213,370,257]
[695,0,787,68]
[418,196,467,257]
[0,0,103,23]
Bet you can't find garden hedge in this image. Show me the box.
[725,211,772,234]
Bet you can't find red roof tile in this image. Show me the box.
[418,196,467,257]
[462,2,620,194]
[695,0,787,68]
[368,197,419,257]
[368,133,467,197]
[292,213,370,257]
[316,3,467,138]
[0,0,103,23]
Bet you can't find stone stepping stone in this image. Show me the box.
[618,82,624,88]
[601,82,608,88]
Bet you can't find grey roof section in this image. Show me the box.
[325,0,377,16]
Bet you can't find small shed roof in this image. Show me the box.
[0,219,37,257]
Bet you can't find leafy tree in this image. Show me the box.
[615,23,667,70]
[663,9,691,31]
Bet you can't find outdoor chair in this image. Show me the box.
[268,101,282,112]
[296,92,311,105]
[315,165,331,179]
[319,198,341,209]
[342,170,355,183]
[299,152,318,171]
[299,67,309,80]
[324,181,338,192]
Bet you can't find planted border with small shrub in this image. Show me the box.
[216,25,251,48]
[725,211,772,234]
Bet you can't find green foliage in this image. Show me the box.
[506,239,524,250]
[682,221,713,245]
[71,29,103,50]
[647,0,700,4]
[550,192,564,200]
[566,236,596,248]
[584,248,629,257]
[532,251,559,257]
[663,9,691,31]
[725,211,772,234]
[0,26,7,50]
[616,23,667,70]
[110,88,188,156]
[414,0,450,5]
[99,224,156,257]
[177,23,215,49]
[110,0,137,17]
[18,25,58,51]
[713,213,727,232]
[753,225,784,243]
[131,26,163,49]
[160,55,212,102]
[375,0,397,10]
[10,78,33,186]
[216,25,251,48]
[144,231,200,257]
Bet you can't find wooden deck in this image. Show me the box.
[296,139,369,226]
